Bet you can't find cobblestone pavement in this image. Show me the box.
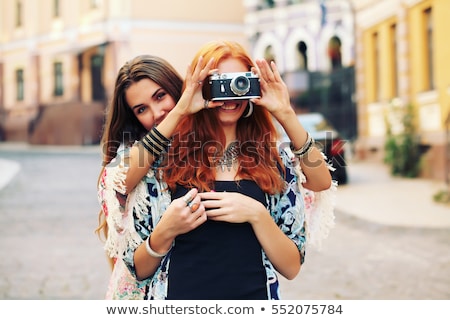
[0,146,449,299]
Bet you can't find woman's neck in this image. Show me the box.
[223,126,237,146]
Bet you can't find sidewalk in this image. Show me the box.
[0,142,96,191]
[336,159,450,229]
[0,158,20,191]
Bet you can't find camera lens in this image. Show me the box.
[230,76,250,96]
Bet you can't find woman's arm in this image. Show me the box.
[124,57,220,193]
[250,203,302,280]
[275,108,332,191]
[131,189,207,281]
[252,59,332,192]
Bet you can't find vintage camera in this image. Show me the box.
[202,71,261,101]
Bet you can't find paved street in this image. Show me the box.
[0,145,449,299]
[0,146,110,299]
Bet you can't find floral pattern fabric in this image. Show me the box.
[98,142,336,300]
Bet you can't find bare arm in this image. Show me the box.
[251,206,301,279]
[252,59,332,191]
[133,189,207,280]
[124,57,221,193]
[274,107,332,191]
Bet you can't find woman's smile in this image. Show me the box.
[219,102,243,112]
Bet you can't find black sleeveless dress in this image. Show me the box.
[167,180,268,300]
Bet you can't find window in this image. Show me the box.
[424,7,434,90]
[54,62,63,96]
[16,69,24,101]
[16,1,22,27]
[54,0,60,17]
[91,55,105,101]
[372,32,381,101]
[91,0,100,9]
[328,36,342,70]
[258,0,275,9]
[264,0,275,8]
[264,45,276,64]
[297,41,308,70]
[390,23,398,97]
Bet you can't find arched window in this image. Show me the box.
[16,0,22,27]
[264,45,276,64]
[297,41,308,70]
[328,36,342,70]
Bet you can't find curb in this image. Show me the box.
[0,158,21,190]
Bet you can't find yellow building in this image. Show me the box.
[354,0,450,181]
[0,0,247,144]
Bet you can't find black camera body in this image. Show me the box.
[202,71,261,101]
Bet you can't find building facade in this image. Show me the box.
[2,0,448,181]
[243,0,357,141]
[353,0,450,180]
[0,0,247,144]
[244,0,355,73]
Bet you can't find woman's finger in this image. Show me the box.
[199,191,223,200]
[200,58,215,81]
[192,56,204,80]
[256,59,274,83]
[270,61,283,82]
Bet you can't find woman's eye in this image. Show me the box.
[156,92,167,100]
[137,106,146,114]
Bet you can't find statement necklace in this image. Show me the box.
[215,141,239,172]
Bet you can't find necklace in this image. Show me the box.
[215,141,239,172]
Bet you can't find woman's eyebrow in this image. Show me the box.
[130,87,162,110]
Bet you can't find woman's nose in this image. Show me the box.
[153,109,167,124]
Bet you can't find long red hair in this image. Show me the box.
[160,41,285,194]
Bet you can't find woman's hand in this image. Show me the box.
[251,59,294,121]
[133,188,206,280]
[174,56,222,116]
[200,190,301,279]
[200,191,266,224]
[156,188,207,238]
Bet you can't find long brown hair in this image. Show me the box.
[160,41,285,194]
[96,55,183,244]
[100,55,183,166]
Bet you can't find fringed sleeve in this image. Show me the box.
[98,144,150,260]
[283,146,337,251]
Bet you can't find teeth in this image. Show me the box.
[221,104,238,110]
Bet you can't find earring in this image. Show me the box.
[243,101,254,118]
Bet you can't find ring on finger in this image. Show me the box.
[204,99,209,109]
[197,80,203,85]
[183,193,193,205]
[188,201,200,212]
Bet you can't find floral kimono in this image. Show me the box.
[98,142,336,299]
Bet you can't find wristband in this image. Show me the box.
[140,127,171,157]
[290,132,315,159]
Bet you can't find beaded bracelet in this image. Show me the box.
[290,132,315,159]
[140,127,171,157]
[145,234,173,258]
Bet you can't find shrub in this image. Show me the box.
[384,102,422,177]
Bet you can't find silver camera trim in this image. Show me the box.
[230,75,250,96]
[205,71,260,101]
